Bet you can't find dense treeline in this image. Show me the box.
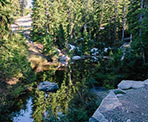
[30,0,148,121]
[31,0,148,77]
[0,0,34,83]
[0,0,148,121]
[31,0,148,48]
[0,1,35,120]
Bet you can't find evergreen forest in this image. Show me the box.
[0,0,148,121]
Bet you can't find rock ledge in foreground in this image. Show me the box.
[118,80,145,90]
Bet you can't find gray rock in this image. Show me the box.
[72,56,81,60]
[55,48,61,56]
[120,55,125,61]
[99,91,122,113]
[104,48,108,53]
[126,119,131,122]
[68,44,76,51]
[38,81,58,92]
[121,42,131,48]
[90,111,108,122]
[118,80,145,90]
[57,112,64,116]
[100,27,105,30]
[91,48,99,56]
[59,55,70,62]
[91,56,98,62]
[104,47,112,53]
[89,117,99,122]
[116,94,124,97]
[144,79,148,85]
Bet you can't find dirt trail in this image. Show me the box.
[11,14,32,39]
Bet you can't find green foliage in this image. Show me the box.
[93,47,148,89]
[31,0,47,43]
[11,0,21,17]
[57,24,66,49]
[1,0,148,121]
[127,0,141,37]
[32,62,99,122]
[42,34,56,56]
[68,88,98,122]
[0,0,11,38]
[33,90,46,122]
[0,1,36,121]
[0,34,31,79]
[31,0,101,52]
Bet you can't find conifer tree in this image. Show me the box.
[127,0,141,37]
[31,0,47,43]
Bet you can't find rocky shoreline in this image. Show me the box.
[90,79,148,122]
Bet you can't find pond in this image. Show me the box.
[8,60,99,122]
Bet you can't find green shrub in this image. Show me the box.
[0,34,32,79]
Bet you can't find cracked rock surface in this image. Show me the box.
[103,85,148,122]
[90,79,148,122]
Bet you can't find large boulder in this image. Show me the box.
[89,91,121,122]
[118,80,145,90]
[38,81,59,92]
[89,112,108,122]
[98,91,122,113]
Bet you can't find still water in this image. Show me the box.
[12,97,34,122]
[9,60,98,122]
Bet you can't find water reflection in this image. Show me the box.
[10,60,98,122]
[12,97,34,122]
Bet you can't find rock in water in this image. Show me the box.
[38,81,59,92]
[68,44,76,51]
[91,48,99,56]
[59,55,70,62]
[72,56,81,60]
[90,56,98,62]
[55,48,61,56]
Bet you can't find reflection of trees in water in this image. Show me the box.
[1,94,32,121]
[32,90,46,122]
[33,69,73,121]
[33,61,98,121]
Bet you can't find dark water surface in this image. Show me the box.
[9,60,98,122]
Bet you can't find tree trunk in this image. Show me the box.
[45,0,50,33]
[20,0,24,16]
[121,0,126,41]
[114,0,118,43]
[139,0,143,36]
